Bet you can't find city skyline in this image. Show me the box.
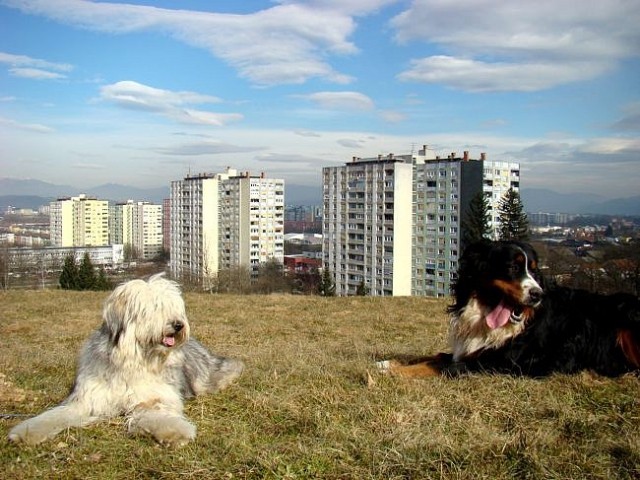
[1,0,639,199]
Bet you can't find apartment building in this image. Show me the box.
[322,155,413,296]
[49,194,109,247]
[412,149,483,297]
[483,158,521,238]
[111,200,164,260]
[322,146,520,297]
[170,168,285,286]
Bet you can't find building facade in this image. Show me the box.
[49,194,109,247]
[111,200,163,260]
[170,168,285,286]
[412,149,484,297]
[483,159,521,238]
[323,155,413,296]
[322,146,520,297]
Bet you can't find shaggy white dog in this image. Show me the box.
[8,274,244,447]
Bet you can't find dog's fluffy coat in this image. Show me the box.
[8,274,243,446]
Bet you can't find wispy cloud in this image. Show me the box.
[392,0,640,92]
[154,141,264,156]
[99,81,243,126]
[1,0,385,86]
[0,116,54,133]
[298,91,375,111]
[9,67,68,80]
[611,102,640,132]
[0,51,73,81]
[0,51,73,71]
[294,130,322,138]
[378,110,406,123]
[254,152,328,165]
[337,138,365,148]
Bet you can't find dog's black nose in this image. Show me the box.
[529,287,543,304]
[174,321,184,332]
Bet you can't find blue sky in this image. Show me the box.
[1,0,639,198]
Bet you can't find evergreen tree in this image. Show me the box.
[318,267,336,297]
[461,191,492,248]
[497,188,530,241]
[356,279,369,296]
[95,266,112,291]
[78,252,97,290]
[59,253,79,290]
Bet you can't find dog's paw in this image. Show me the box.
[8,421,48,446]
[375,359,400,375]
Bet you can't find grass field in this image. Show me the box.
[1,289,639,479]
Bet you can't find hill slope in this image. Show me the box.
[1,291,638,479]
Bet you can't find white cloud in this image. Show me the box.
[294,130,322,138]
[9,67,67,80]
[0,51,73,81]
[99,81,243,126]
[299,91,375,110]
[398,56,609,92]
[154,141,264,156]
[0,51,73,71]
[392,0,640,92]
[378,110,407,123]
[2,0,368,86]
[0,116,54,133]
[611,102,640,132]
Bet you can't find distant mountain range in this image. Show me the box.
[0,177,322,209]
[1,178,638,216]
[520,189,640,216]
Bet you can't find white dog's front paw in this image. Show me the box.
[153,419,196,447]
[8,420,49,446]
[130,412,196,447]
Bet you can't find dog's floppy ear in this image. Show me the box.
[102,283,132,346]
[449,240,493,312]
[459,240,493,278]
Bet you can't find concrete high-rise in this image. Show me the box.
[111,200,163,260]
[169,168,284,286]
[49,194,109,247]
[412,148,484,297]
[322,146,520,297]
[322,154,413,296]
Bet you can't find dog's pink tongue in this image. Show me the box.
[486,302,512,329]
[163,336,175,347]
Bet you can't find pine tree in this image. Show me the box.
[462,191,493,248]
[497,188,530,241]
[356,279,369,296]
[95,266,112,291]
[59,253,79,290]
[78,252,97,291]
[318,267,336,297]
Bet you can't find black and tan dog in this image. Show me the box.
[379,240,640,378]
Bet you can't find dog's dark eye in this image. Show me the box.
[509,262,523,276]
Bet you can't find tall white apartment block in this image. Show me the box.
[112,200,163,260]
[322,155,413,296]
[170,168,284,285]
[49,194,109,247]
[483,158,521,238]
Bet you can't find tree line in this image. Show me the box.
[59,252,112,291]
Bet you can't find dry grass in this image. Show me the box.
[1,289,639,479]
